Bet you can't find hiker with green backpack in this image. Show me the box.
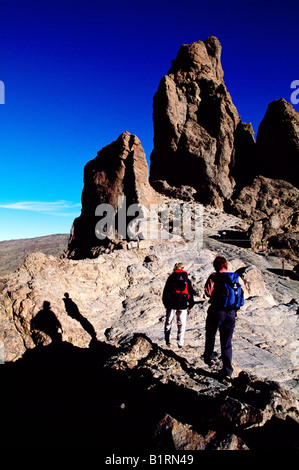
[204,255,244,382]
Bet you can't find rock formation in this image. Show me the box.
[65,131,159,259]
[3,331,299,450]
[149,36,255,207]
[65,38,299,262]
[2,36,299,451]
[228,98,299,258]
[149,37,299,245]
[1,190,299,451]
[228,176,299,263]
[1,204,298,389]
[255,98,299,187]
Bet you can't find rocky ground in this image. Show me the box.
[1,203,298,450]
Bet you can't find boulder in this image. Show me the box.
[153,414,248,450]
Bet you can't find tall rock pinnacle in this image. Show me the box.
[65,132,159,259]
[255,98,299,187]
[149,36,254,207]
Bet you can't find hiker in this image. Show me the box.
[203,256,244,381]
[162,262,194,348]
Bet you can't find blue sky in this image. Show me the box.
[0,0,298,241]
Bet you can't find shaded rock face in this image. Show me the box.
[3,333,298,450]
[229,176,299,262]
[255,99,299,188]
[150,36,252,207]
[65,132,159,259]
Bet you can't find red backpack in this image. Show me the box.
[171,269,190,300]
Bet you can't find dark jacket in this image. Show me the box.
[204,271,244,311]
[162,270,195,310]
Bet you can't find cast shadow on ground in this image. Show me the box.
[3,334,298,450]
[210,230,251,248]
[267,268,299,281]
[63,292,97,341]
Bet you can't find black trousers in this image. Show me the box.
[204,307,236,377]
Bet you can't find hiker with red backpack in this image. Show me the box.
[162,262,195,348]
[204,256,244,382]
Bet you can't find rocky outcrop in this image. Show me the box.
[1,203,299,449]
[149,37,299,241]
[149,36,254,207]
[1,203,298,392]
[64,39,299,262]
[228,176,299,262]
[65,132,159,259]
[110,334,298,451]
[2,35,299,450]
[153,414,249,450]
[255,98,299,187]
[3,332,298,450]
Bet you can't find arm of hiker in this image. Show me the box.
[204,275,214,298]
[188,279,195,311]
[162,275,172,308]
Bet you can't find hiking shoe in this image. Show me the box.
[204,358,214,367]
[219,373,232,386]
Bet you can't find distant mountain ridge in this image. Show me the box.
[0,234,69,277]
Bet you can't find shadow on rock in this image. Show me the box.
[2,334,299,451]
[2,340,164,450]
[63,293,97,341]
[210,230,251,248]
[31,301,63,345]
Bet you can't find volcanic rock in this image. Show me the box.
[255,98,299,187]
[3,332,298,450]
[149,36,253,207]
[229,176,299,261]
[1,203,298,394]
[153,413,249,450]
[65,132,159,259]
[1,204,299,450]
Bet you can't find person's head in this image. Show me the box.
[213,256,228,272]
[174,262,184,271]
